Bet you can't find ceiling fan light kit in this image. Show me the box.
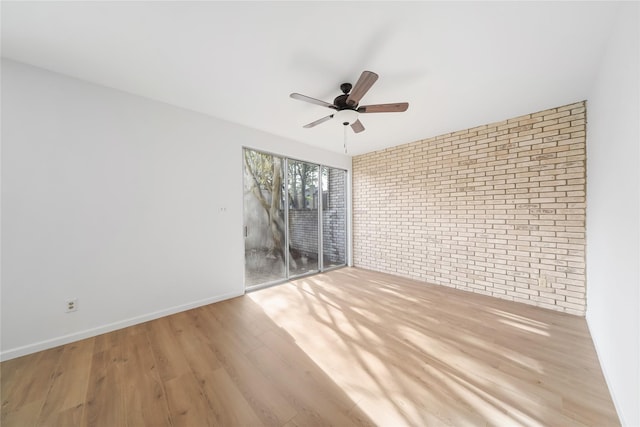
[335,109,359,126]
[290,70,409,135]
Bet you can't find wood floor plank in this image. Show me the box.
[246,340,374,427]
[1,399,43,427]
[41,403,86,427]
[144,316,193,382]
[164,372,216,427]
[1,346,64,423]
[121,327,172,427]
[1,352,41,417]
[206,298,265,353]
[184,304,298,426]
[167,310,221,380]
[81,342,127,426]
[37,337,95,424]
[199,367,265,426]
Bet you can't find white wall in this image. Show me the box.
[0,59,350,360]
[586,3,640,426]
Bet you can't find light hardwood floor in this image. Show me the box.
[1,268,619,426]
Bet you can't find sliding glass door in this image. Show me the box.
[243,148,347,289]
[242,149,287,287]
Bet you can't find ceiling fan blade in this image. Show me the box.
[290,93,336,109]
[351,119,365,133]
[303,114,334,128]
[357,102,409,113]
[346,71,378,107]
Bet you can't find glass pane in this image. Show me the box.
[243,149,286,287]
[322,166,347,268]
[288,160,319,276]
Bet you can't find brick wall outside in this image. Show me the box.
[352,101,586,315]
[289,167,347,265]
[323,167,347,265]
[289,209,318,256]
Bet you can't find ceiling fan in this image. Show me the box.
[290,70,409,134]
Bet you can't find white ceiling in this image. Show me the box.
[1,1,620,155]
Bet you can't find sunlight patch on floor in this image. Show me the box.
[248,284,549,426]
[498,318,550,336]
[244,267,618,426]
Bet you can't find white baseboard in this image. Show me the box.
[585,316,625,426]
[0,290,244,361]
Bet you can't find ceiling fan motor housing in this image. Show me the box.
[334,93,356,110]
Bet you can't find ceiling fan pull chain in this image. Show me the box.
[344,124,348,154]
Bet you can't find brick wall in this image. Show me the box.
[352,101,586,315]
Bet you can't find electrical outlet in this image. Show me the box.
[66,298,78,313]
[537,277,547,288]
